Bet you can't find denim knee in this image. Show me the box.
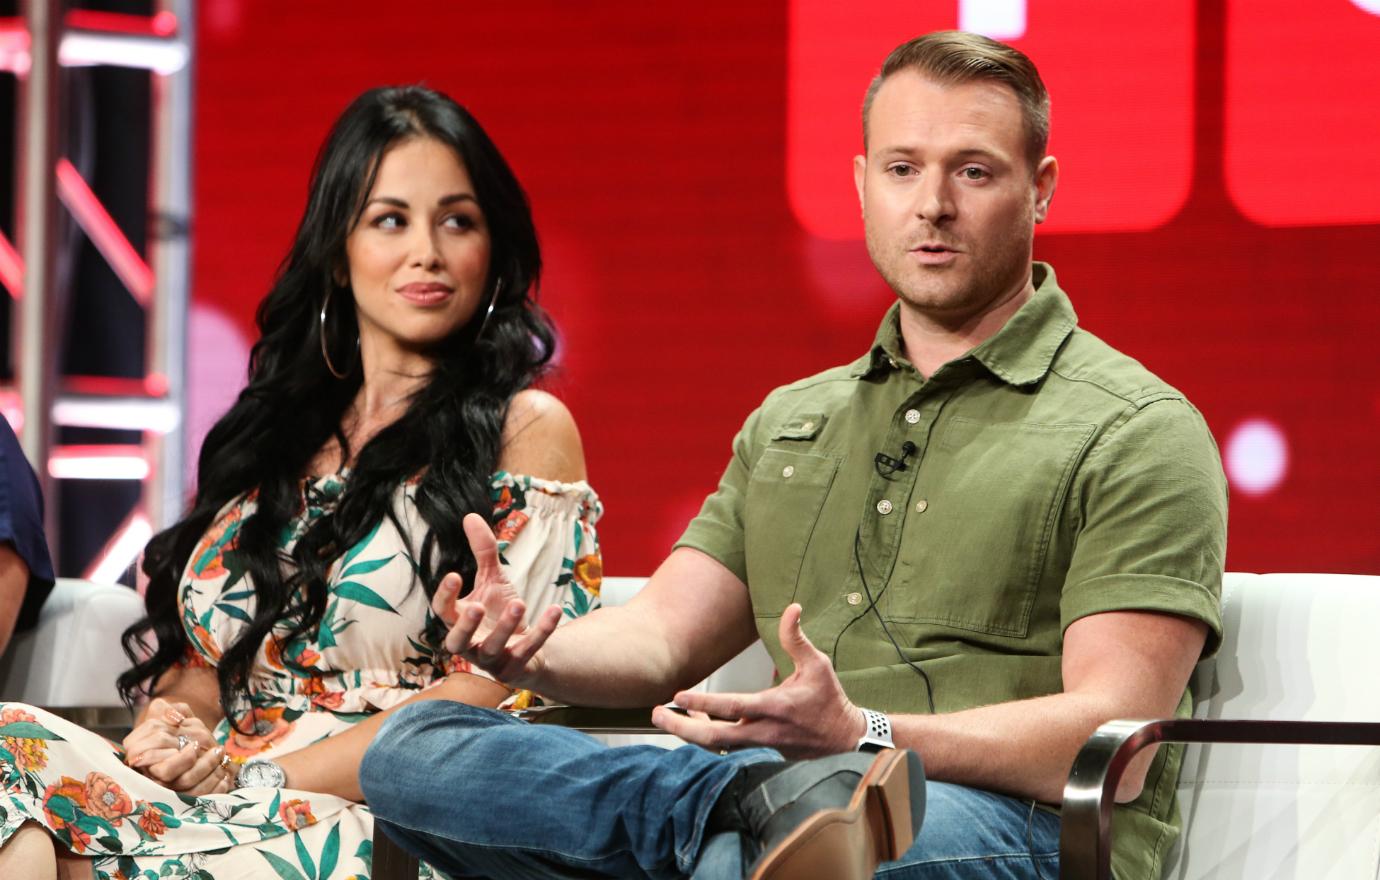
[361,701,455,810]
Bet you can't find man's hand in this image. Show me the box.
[651,603,865,759]
[431,513,562,689]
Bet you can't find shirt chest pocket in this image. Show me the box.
[743,446,840,618]
[885,418,1096,637]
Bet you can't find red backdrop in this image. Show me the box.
[192,1,1380,576]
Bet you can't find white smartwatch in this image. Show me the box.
[855,707,894,752]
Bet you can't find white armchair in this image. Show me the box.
[1061,573,1380,879]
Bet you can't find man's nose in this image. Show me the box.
[914,174,956,225]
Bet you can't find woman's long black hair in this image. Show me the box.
[117,85,554,727]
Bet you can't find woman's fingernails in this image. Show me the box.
[165,710,185,724]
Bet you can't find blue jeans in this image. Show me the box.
[361,702,1060,880]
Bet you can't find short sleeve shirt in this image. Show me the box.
[676,263,1227,880]
[0,418,54,634]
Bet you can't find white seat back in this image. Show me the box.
[1169,572,1380,879]
[0,578,145,706]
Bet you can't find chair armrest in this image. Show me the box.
[1059,718,1380,880]
[512,704,656,733]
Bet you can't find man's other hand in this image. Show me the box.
[651,603,866,758]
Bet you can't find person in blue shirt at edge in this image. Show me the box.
[0,417,55,660]
[361,30,1226,880]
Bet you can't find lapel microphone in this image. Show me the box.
[874,440,917,477]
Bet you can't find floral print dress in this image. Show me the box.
[0,471,603,879]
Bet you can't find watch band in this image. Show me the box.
[855,707,894,752]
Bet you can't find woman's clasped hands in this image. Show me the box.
[122,697,235,795]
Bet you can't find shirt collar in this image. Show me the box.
[849,262,1078,386]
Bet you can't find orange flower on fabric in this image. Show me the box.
[138,804,167,837]
[573,555,603,596]
[224,706,293,758]
[279,798,316,830]
[188,505,242,580]
[310,691,344,711]
[494,510,529,543]
[85,772,133,822]
[188,623,222,663]
[42,775,87,837]
[1,705,48,773]
[264,638,284,670]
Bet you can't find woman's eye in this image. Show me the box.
[443,214,477,230]
[372,213,405,230]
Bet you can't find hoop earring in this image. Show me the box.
[319,287,358,379]
[474,278,503,341]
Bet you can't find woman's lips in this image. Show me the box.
[396,282,454,305]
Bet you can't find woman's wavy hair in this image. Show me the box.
[117,85,554,727]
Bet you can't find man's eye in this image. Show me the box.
[889,165,915,178]
[961,167,988,180]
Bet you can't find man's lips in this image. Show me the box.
[908,243,961,265]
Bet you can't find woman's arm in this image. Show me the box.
[274,672,510,801]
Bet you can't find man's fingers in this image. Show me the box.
[672,689,760,722]
[777,603,823,667]
[431,573,463,624]
[652,705,746,750]
[475,600,527,662]
[501,605,560,674]
[442,602,486,655]
[462,513,502,576]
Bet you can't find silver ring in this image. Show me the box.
[176,734,190,751]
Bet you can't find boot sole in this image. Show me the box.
[748,748,916,880]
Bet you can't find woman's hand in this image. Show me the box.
[431,513,562,690]
[123,698,235,795]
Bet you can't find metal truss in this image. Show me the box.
[1,0,193,581]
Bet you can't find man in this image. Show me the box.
[361,31,1226,880]
[0,416,54,658]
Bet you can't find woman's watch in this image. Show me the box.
[855,708,894,752]
[235,758,288,789]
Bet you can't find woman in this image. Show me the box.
[0,85,601,879]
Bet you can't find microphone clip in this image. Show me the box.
[874,441,917,478]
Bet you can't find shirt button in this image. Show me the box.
[915,499,928,513]
[846,592,862,605]
[782,465,795,479]
[905,409,921,424]
[876,499,893,515]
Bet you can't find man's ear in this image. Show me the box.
[1033,155,1059,224]
[853,154,867,215]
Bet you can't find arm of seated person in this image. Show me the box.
[0,543,29,656]
[276,671,511,802]
[887,609,1207,804]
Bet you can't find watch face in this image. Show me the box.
[238,760,285,788]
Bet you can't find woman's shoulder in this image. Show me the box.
[499,389,586,483]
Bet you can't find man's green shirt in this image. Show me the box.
[676,263,1227,879]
